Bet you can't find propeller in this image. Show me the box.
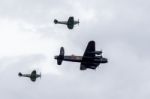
[100,50,103,56]
[78,19,80,25]
[39,72,41,79]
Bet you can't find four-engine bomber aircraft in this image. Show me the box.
[18,70,41,82]
[54,16,79,29]
[54,41,108,70]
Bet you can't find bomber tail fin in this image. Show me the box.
[55,47,64,65]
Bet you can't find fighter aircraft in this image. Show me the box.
[54,41,108,70]
[18,70,41,82]
[54,16,79,29]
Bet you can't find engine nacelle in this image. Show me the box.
[101,58,108,63]
[94,56,102,59]
[94,59,101,63]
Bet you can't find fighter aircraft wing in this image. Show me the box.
[32,70,36,75]
[30,70,37,81]
[30,77,36,82]
[80,41,95,70]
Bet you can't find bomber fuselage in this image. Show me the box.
[55,55,108,64]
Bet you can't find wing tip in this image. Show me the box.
[89,40,95,43]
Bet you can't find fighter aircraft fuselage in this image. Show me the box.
[18,70,41,82]
[54,16,79,29]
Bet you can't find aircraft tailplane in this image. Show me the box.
[57,47,65,65]
[18,72,22,76]
[54,19,58,24]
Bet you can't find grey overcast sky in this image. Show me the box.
[0,0,150,99]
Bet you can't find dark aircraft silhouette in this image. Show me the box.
[54,16,79,29]
[18,70,41,82]
[54,41,108,70]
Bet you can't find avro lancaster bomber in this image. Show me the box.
[54,41,108,70]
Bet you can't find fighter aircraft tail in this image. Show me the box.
[56,47,64,65]
[54,19,58,24]
[18,72,22,76]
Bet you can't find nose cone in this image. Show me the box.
[101,58,108,63]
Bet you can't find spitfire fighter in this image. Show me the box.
[54,16,79,29]
[18,70,41,82]
[54,41,108,70]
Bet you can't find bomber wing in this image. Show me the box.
[80,41,95,70]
